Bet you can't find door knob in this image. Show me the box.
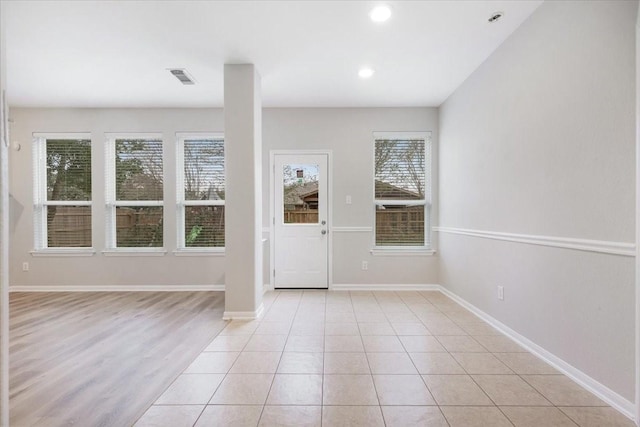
[321,230,327,235]
[321,220,326,225]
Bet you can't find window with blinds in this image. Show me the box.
[177,135,225,248]
[33,135,92,249]
[374,133,431,248]
[106,135,164,248]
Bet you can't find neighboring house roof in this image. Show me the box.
[284,181,319,206]
[375,180,422,200]
[121,173,163,200]
[284,180,420,206]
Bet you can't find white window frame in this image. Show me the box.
[31,132,95,256]
[371,131,434,256]
[103,133,166,256]
[175,132,225,255]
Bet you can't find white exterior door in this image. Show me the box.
[274,153,329,289]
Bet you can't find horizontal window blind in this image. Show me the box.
[46,205,92,248]
[183,138,224,201]
[185,206,225,247]
[115,138,163,201]
[375,139,425,200]
[115,206,163,247]
[109,137,164,248]
[375,205,425,246]
[46,139,92,201]
[374,137,428,247]
[41,138,92,248]
[180,137,225,248]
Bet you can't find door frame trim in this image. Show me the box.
[270,149,333,290]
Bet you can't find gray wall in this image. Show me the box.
[439,0,636,402]
[636,4,640,424]
[263,108,439,285]
[0,0,9,423]
[8,107,438,288]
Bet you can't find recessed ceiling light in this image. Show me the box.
[488,11,504,23]
[370,5,391,23]
[358,67,375,79]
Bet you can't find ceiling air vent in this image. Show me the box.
[488,12,504,23]
[168,68,196,85]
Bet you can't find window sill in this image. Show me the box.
[370,248,436,256]
[173,249,225,257]
[102,249,167,257]
[31,248,96,257]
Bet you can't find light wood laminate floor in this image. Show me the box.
[9,291,226,427]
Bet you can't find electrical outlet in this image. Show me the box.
[22,262,29,272]
[361,261,368,271]
[497,286,504,301]
[346,195,352,205]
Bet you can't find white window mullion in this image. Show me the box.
[183,200,225,207]
[113,200,164,207]
[425,203,431,248]
[42,200,92,207]
[33,137,46,249]
[176,136,186,249]
[374,200,426,207]
[105,136,116,248]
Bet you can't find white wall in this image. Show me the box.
[0,0,9,423]
[439,0,636,409]
[636,3,640,424]
[8,107,438,288]
[263,108,439,285]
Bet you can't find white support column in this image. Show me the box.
[636,6,640,425]
[0,1,9,424]
[223,64,263,319]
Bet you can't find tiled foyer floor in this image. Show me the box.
[135,290,635,427]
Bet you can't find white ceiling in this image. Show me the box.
[5,0,542,108]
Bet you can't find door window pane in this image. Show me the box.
[283,164,319,224]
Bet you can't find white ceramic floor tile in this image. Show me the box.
[373,374,436,405]
[266,374,323,405]
[381,406,448,427]
[155,374,224,405]
[259,406,321,427]
[194,405,263,427]
[142,290,627,427]
[209,373,274,405]
[278,352,324,374]
[322,406,385,427]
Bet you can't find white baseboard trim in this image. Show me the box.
[9,284,225,292]
[263,283,274,292]
[434,226,636,257]
[223,303,264,320]
[331,284,440,291]
[439,286,636,421]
